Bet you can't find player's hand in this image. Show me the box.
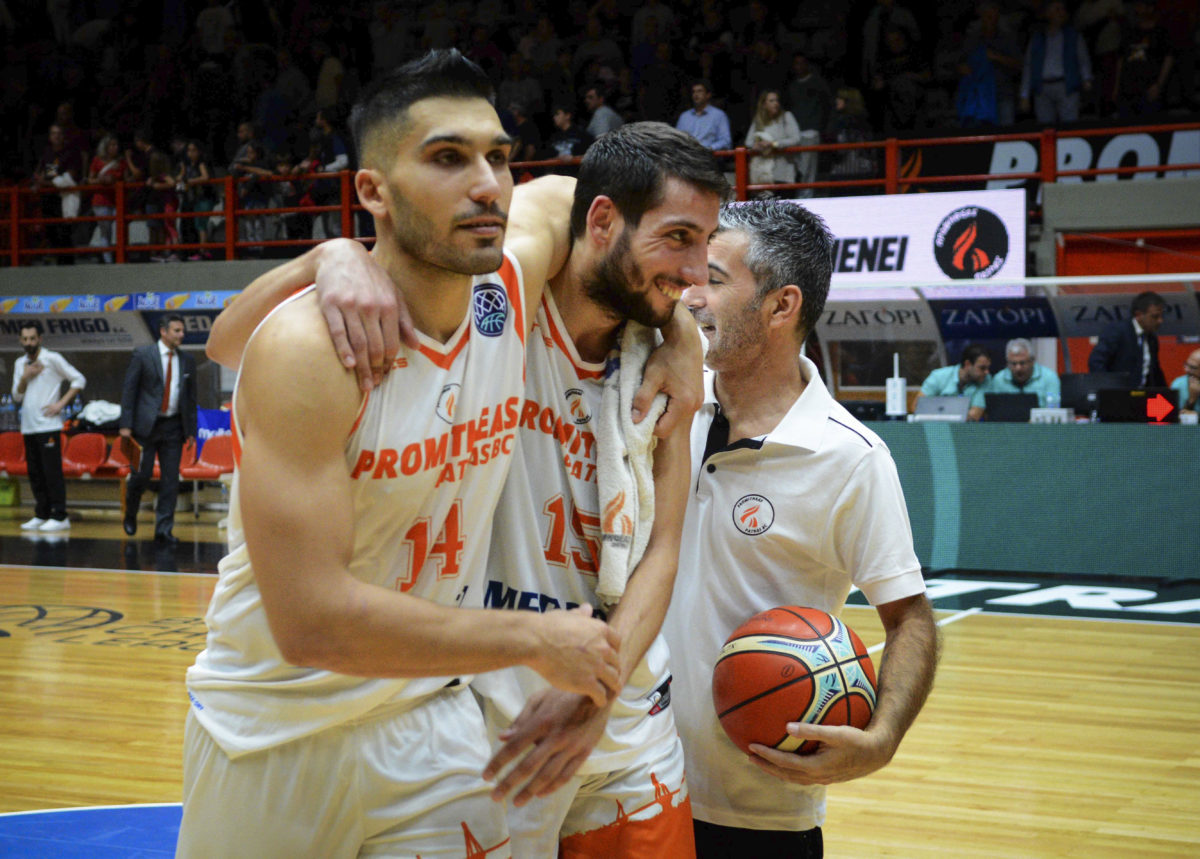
[22,361,44,381]
[529,605,621,708]
[482,688,609,806]
[42,402,63,417]
[312,238,417,392]
[633,302,703,438]
[748,722,895,786]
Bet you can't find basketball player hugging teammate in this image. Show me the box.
[191,50,720,859]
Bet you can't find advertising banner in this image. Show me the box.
[139,311,223,347]
[0,292,238,349]
[0,311,154,351]
[899,127,1199,197]
[927,296,1059,340]
[1049,292,1200,338]
[816,299,941,342]
[802,189,1026,285]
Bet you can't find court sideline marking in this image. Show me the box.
[865,606,980,656]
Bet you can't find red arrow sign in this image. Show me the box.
[1147,393,1175,423]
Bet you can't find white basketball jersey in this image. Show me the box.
[474,290,676,774]
[187,252,527,759]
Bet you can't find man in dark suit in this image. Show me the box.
[120,314,197,544]
[1087,291,1167,387]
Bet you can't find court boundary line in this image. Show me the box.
[844,602,1198,630]
[0,562,215,579]
[0,802,181,818]
[865,607,980,655]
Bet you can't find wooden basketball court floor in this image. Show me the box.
[1,509,1198,857]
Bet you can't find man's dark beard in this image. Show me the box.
[580,230,674,328]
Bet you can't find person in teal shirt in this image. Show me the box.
[972,338,1060,415]
[921,344,992,421]
[1170,347,1200,414]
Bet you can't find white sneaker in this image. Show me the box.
[38,518,70,532]
[20,517,45,530]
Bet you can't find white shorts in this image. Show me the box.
[508,732,695,859]
[177,685,510,858]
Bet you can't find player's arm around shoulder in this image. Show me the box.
[506,174,576,330]
[208,239,411,391]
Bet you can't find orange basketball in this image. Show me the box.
[711,606,877,755]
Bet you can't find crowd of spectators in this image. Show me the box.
[4,0,1197,262]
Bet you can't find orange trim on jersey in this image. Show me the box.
[230,410,242,467]
[542,295,606,381]
[559,777,695,859]
[412,251,523,369]
[499,252,526,347]
[347,389,370,438]
[416,327,471,370]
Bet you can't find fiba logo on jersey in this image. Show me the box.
[732,494,774,535]
[472,283,508,336]
[565,388,591,425]
[436,383,460,423]
[933,205,1008,279]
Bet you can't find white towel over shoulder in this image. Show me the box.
[595,321,666,611]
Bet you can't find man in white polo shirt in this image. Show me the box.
[12,320,85,532]
[667,200,940,858]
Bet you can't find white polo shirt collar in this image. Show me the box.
[702,355,834,458]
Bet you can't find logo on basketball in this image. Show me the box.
[436,383,460,424]
[732,494,774,535]
[933,205,1008,279]
[472,283,508,336]
[565,388,591,425]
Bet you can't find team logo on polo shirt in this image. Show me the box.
[436,383,460,423]
[933,205,1008,279]
[565,388,591,425]
[472,282,508,336]
[732,494,774,535]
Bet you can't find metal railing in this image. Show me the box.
[4,121,1197,266]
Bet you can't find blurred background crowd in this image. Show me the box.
[4,0,1197,258]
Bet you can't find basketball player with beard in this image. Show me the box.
[206,122,729,856]
[178,51,623,858]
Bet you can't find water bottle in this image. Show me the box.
[1046,392,1060,409]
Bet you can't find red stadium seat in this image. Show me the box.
[180,434,235,516]
[61,433,108,478]
[96,445,128,478]
[0,432,27,478]
[180,435,233,481]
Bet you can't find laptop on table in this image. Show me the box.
[984,393,1039,423]
[913,396,971,422]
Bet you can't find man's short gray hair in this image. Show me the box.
[1005,338,1034,358]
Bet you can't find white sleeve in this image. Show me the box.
[829,447,924,606]
[52,354,87,392]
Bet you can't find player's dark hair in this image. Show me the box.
[716,200,833,341]
[349,49,494,167]
[19,321,43,336]
[570,122,729,239]
[960,344,989,366]
[1131,290,1165,315]
[160,314,184,331]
